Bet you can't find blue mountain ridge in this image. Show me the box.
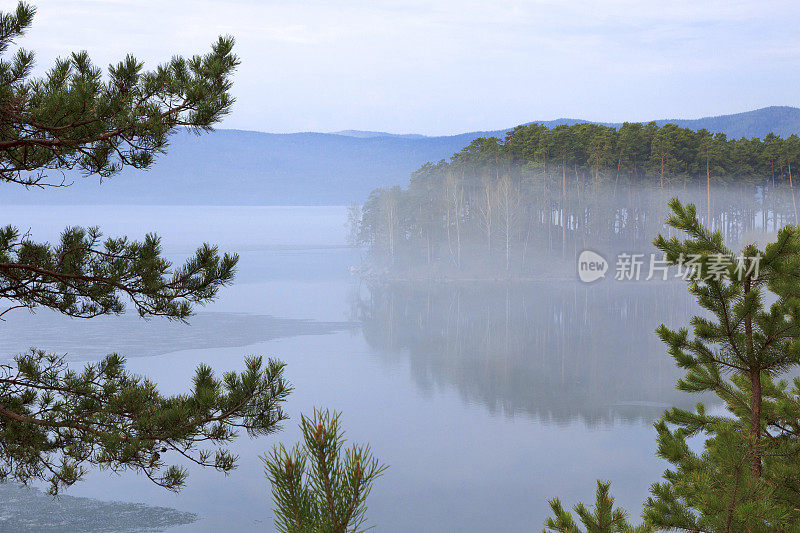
[2,106,799,206]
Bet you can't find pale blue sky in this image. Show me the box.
[18,0,800,135]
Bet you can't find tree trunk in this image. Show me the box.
[562,156,567,257]
[790,160,797,225]
[522,216,532,272]
[446,194,454,266]
[456,190,461,269]
[749,369,763,477]
[426,231,431,266]
[706,151,712,228]
[745,277,762,477]
[505,217,510,273]
[486,187,493,256]
[456,181,462,269]
[771,159,775,189]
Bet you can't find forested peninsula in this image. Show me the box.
[353,122,800,279]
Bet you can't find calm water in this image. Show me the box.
[0,205,700,532]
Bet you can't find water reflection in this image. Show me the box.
[357,280,702,426]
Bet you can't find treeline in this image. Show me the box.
[353,121,799,278]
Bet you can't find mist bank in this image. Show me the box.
[353,183,784,281]
[353,120,800,280]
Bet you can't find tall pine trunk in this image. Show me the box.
[706,149,712,228]
[790,160,797,225]
[562,156,566,258]
[745,278,762,477]
[749,369,763,477]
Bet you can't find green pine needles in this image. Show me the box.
[0,351,291,494]
[264,409,387,533]
[0,225,238,320]
[543,480,652,533]
[545,197,800,531]
[0,2,239,188]
[643,198,800,531]
[0,1,294,495]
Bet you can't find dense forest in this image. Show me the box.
[353,121,800,278]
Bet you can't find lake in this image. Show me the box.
[0,205,700,532]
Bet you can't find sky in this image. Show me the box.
[16,0,800,135]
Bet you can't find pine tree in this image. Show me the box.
[642,198,800,531]
[542,480,652,533]
[544,198,800,531]
[0,2,292,494]
[264,409,387,533]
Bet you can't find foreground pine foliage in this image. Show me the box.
[0,3,238,188]
[264,409,386,533]
[0,351,290,494]
[543,480,652,533]
[0,1,293,494]
[545,198,800,532]
[643,199,800,531]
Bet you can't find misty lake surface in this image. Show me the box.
[0,205,700,532]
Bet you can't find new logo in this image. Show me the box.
[577,250,608,283]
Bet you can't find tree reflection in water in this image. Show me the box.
[356,280,708,426]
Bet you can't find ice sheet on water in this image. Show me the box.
[0,310,352,362]
[0,483,196,532]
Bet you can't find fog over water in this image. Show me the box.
[357,180,794,283]
[0,188,780,531]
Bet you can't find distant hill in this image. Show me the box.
[648,106,800,138]
[342,107,800,140]
[2,106,799,206]
[332,130,428,140]
[516,106,800,140]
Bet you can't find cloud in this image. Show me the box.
[15,0,800,134]
[261,25,321,44]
